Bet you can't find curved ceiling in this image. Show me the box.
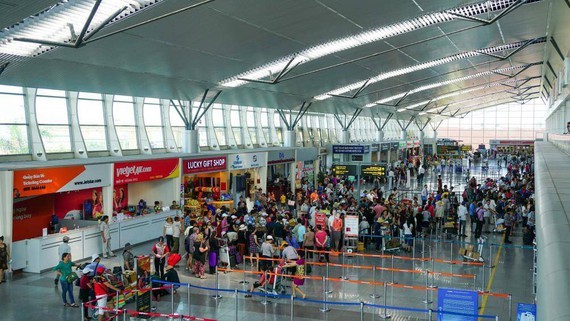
[0,0,568,122]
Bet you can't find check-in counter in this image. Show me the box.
[21,210,178,273]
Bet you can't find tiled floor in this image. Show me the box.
[0,161,535,321]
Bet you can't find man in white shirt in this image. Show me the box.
[388,168,395,191]
[417,165,425,186]
[100,215,115,258]
[172,216,182,253]
[457,202,468,237]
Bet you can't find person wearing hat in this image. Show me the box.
[259,235,275,272]
[85,254,107,277]
[123,242,135,271]
[54,235,71,286]
[78,267,94,321]
[236,224,248,257]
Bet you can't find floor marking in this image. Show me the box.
[478,234,505,320]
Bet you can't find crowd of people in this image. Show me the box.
[49,151,535,317]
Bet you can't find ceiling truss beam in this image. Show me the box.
[13,0,127,49]
[238,55,301,85]
[445,0,527,25]
[0,62,8,77]
[550,37,565,61]
[329,79,371,99]
[192,89,222,130]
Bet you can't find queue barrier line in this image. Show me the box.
[360,233,534,250]
[302,247,483,267]
[244,255,476,279]
[148,278,505,319]
[217,268,508,299]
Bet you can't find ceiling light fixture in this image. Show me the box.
[219,0,539,87]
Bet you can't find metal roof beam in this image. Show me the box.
[0,62,8,77]
[550,37,566,62]
[239,55,301,85]
[445,0,527,25]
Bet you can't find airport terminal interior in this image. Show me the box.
[0,0,569,320]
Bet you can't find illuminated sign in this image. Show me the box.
[331,164,357,176]
[361,165,387,177]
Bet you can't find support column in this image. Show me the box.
[102,94,122,157]
[284,130,296,147]
[67,91,88,158]
[290,161,297,195]
[418,130,425,156]
[183,129,200,154]
[432,130,438,156]
[24,88,47,161]
[0,171,14,253]
[376,130,384,142]
[342,130,350,144]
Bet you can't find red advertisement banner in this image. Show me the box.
[183,156,227,174]
[114,159,179,185]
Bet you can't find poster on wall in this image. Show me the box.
[13,194,54,241]
[113,185,128,214]
[114,158,179,185]
[13,164,111,198]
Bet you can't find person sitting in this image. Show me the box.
[244,264,276,297]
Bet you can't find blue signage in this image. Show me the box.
[516,303,536,321]
[437,288,478,321]
[332,145,368,154]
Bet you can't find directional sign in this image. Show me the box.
[361,165,387,177]
[331,164,357,176]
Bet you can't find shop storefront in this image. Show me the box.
[113,158,181,215]
[267,149,295,200]
[12,164,112,241]
[379,143,390,164]
[228,152,268,202]
[182,156,229,216]
[295,147,319,190]
[370,144,380,162]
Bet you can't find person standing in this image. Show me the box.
[303,226,315,260]
[504,211,514,244]
[54,236,71,286]
[93,269,121,321]
[260,235,276,271]
[152,236,170,278]
[100,215,115,258]
[123,243,135,271]
[78,267,94,321]
[331,213,343,251]
[172,216,182,254]
[475,203,485,239]
[283,251,307,299]
[52,252,79,307]
[0,236,10,284]
[314,225,329,263]
[163,217,175,249]
[457,202,468,237]
[193,237,208,279]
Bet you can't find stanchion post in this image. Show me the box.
[239,267,249,285]
[360,301,364,321]
[319,276,330,312]
[412,237,416,259]
[235,289,239,321]
[187,283,191,316]
[481,264,487,292]
[370,265,380,299]
[171,284,175,314]
[509,294,513,321]
[325,262,332,294]
[473,274,477,290]
[390,255,395,284]
[428,309,433,321]
[422,239,425,270]
[290,294,295,321]
[379,283,391,319]
[115,290,120,321]
[81,300,85,321]
[341,252,348,280]
[423,271,432,305]
[261,270,270,305]
[212,266,222,300]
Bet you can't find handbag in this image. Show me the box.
[66,271,79,283]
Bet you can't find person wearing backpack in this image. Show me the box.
[475,203,485,238]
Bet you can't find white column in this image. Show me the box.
[134,97,152,155]
[102,94,122,157]
[432,130,438,155]
[102,167,113,216]
[377,130,384,142]
[268,109,280,147]
[183,129,200,154]
[284,130,296,147]
[254,109,267,147]
[400,129,407,141]
[23,88,46,161]
[290,161,297,195]
[239,107,253,149]
[418,130,425,155]
[223,104,238,149]
[342,130,350,144]
[67,91,88,158]
[161,99,178,152]
[204,107,220,150]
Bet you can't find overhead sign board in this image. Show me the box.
[183,156,227,174]
[391,142,399,150]
[361,165,387,177]
[381,143,390,151]
[268,150,295,165]
[228,152,268,170]
[114,159,179,185]
[331,164,357,176]
[332,145,370,154]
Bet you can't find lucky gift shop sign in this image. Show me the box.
[183,156,227,174]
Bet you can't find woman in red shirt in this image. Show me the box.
[93,271,121,321]
[314,225,329,263]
